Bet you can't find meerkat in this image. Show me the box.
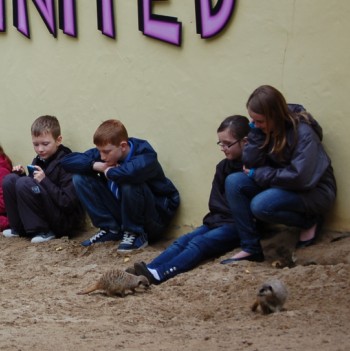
[251,279,288,314]
[77,269,150,297]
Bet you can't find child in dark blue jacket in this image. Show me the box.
[61,119,180,252]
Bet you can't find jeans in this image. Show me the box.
[147,224,239,282]
[225,172,316,254]
[73,174,166,240]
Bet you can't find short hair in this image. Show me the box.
[93,119,128,147]
[217,115,250,140]
[31,115,61,139]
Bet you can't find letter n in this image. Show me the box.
[58,0,77,37]
[13,0,30,38]
[32,0,57,37]
[0,0,5,32]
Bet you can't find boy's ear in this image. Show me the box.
[56,135,63,144]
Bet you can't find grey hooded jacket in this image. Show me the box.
[243,105,336,214]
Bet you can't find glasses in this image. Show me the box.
[217,140,240,149]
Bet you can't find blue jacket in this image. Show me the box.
[61,137,180,222]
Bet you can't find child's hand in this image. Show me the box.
[93,161,109,173]
[32,165,45,182]
[12,165,25,174]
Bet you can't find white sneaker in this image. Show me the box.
[2,229,19,238]
[31,232,56,243]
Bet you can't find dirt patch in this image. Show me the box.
[0,226,349,350]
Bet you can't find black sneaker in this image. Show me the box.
[134,261,160,285]
[117,232,148,252]
[81,229,122,247]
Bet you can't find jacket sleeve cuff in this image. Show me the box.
[248,168,255,178]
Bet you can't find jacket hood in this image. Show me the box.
[288,103,323,141]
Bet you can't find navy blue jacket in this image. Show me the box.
[61,137,180,222]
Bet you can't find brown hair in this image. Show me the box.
[31,115,61,139]
[0,145,13,169]
[93,119,128,147]
[217,115,250,140]
[246,85,310,157]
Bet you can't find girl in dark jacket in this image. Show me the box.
[132,115,250,284]
[221,85,337,264]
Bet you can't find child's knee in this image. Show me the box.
[2,173,19,189]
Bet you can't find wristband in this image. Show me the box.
[248,168,255,178]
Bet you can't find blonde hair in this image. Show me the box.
[31,115,61,139]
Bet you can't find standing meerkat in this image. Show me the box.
[251,279,288,314]
[77,269,150,297]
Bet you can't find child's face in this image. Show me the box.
[32,132,62,160]
[97,141,128,166]
[248,108,272,134]
[217,129,243,161]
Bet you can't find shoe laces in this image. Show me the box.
[120,232,136,245]
[40,233,53,239]
[90,230,107,243]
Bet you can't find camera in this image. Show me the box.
[27,165,36,176]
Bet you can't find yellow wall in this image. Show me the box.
[1,1,349,233]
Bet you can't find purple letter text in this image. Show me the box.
[195,0,235,38]
[138,0,182,46]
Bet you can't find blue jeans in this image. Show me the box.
[225,172,316,254]
[147,224,239,282]
[73,174,166,240]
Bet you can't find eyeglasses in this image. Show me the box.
[217,140,240,149]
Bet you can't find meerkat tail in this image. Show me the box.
[77,282,101,295]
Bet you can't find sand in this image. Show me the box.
[0,225,349,351]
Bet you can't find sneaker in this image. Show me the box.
[117,232,148,252]
[134,261,160,285]
[81,229,123,247]
[31,232,56,243]
[2,229,19,238]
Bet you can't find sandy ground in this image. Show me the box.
[0,224,349,351]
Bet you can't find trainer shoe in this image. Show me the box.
[117,232,148,252]
[2,229,19,238]
[31,231,56,243]
[81,229,123,247]
[134,261,160,285]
